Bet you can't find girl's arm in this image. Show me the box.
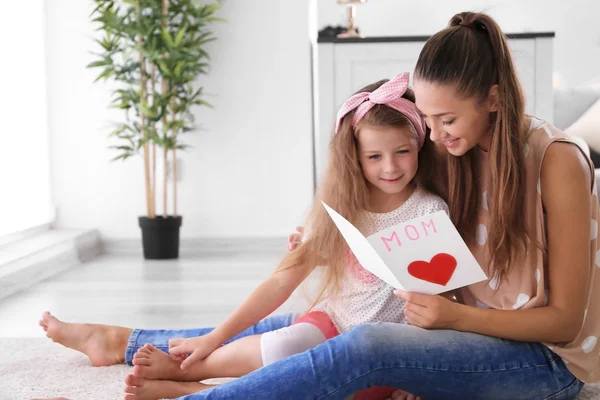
[207,260,315,345]
[170,257,315,368]
[401,142,592,343]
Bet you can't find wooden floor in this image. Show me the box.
[0,252,308,337]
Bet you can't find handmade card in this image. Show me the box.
[322,202,487,295]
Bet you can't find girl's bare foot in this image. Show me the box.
[39,311,131,366]
[124,374,214,400]
[133,344,199,381]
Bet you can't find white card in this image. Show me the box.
[322,202,487,295]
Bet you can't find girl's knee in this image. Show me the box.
[260,323,326,365]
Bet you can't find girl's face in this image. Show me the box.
[356,123,419,207]
[414,80,499,155]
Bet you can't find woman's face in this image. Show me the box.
[414,80,498,155]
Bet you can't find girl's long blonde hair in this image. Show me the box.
[274,80,437,310]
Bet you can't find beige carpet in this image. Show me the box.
[0,338,130,400]
[1,338,599,400]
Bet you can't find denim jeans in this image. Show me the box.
[126,314,583,400]
[125,312,299,364]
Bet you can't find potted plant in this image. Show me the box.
[88,0,222,259]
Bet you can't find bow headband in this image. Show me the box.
[335,72,426,149]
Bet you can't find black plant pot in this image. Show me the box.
[138,216,183,259]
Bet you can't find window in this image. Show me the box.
[0,1,54,236]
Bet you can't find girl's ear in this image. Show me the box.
[487,84,500,112]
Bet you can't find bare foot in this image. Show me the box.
[124,374,213,400]
[39,311,131,366]
[133,344,199,381]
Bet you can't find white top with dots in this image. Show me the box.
[320,186,449,333]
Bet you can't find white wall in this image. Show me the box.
[46,0,596,240]
[46,0,314,239]
[318,0,600,88]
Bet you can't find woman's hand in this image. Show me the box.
[288,226,304,251]
[168,334,221,370]
[394,290,463,329]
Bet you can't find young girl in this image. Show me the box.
[123,72,446,399]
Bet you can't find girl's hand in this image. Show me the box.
[168,334,221,370]
[288,226,304,251]
[390,389,421,400]
[394,290,462,329]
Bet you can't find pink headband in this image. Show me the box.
[335,72,426,149]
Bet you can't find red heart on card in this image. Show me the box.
[407,253,457,286]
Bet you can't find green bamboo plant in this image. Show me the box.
[88,0,222,219]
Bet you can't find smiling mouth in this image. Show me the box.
[381,177,402,183]
[441,138,459,147]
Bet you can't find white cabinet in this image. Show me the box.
[312,34,554,182]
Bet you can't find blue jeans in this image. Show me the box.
[126,314,583,400]
[125,312,299,364]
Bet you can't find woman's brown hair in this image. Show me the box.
[414,12,530,283]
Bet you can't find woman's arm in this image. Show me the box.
[400,142,592,343]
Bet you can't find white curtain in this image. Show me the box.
[0,1,54,236]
